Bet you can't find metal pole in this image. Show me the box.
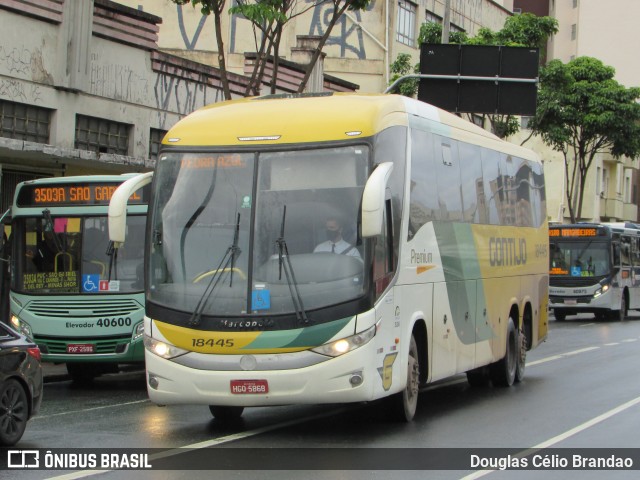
[441,0,451,44]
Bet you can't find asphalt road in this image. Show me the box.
[5,312,640,480]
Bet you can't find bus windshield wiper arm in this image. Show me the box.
[42,209,64,253]
[189,215,242,327]
[275,206,308,324]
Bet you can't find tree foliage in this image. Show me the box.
[529,57,640,222]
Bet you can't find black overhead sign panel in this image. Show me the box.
[418,44,539,116]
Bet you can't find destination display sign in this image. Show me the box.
[549,227,600,238]
[16,183,150,207]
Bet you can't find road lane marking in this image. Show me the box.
[44,406,350,480]
[622,338,637,343]
[604,342,620,346]
[460,394,640,480]
[33,399,149,420]
[563,346,600,356]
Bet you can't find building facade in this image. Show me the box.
[0,0,355,211]
[120,0,515,94]
[513,0,640,223]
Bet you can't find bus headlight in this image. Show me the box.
[10,315,33,339]
[132,322,144,341]
[311,325,376,357]
[143,335,188,359]
[594,283,610,298]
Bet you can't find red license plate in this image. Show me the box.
[230,379,269,394]
[66,344,95,354]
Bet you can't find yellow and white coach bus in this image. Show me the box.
[109,93,549,422]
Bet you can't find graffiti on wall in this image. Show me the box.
[308,2,374,60]
[177,5,208,50]
[0,80,42,103]
[177,2,374,60]
[153,66,223,129]
[0,45,32,76]
[90,54,150,105]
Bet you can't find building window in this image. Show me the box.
[75,115,130,155]
[397,0,417,47]
[0,100,51,143]
[149,128,167,161]
[571,24,577,40]
[470,114,484,127]
[521,116,533,129]
[573,0,578,8]
[425,9,441,24]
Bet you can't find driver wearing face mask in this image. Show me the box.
[313,217,360,257]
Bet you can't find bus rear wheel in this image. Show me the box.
[490,317,517,387]
[209,405,244,421]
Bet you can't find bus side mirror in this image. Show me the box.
[108,172,153,247]
[361,162,393,238]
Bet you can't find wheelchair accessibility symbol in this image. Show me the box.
[82,274,100,292]
[251,289,271,310]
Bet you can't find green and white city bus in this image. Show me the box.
[6,175,148,382]
[110,93,548,421]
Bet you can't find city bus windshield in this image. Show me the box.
[549,240,610,277]
[150,147,369,317]
[14,215,145,294]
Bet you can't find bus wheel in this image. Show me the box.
[490,317,517,387]
[209,405,244,421]
[515,327,526,383]
[553,310,566,321]
[66,363,98,384]
[609,293,627,321]
[388,334,420,422]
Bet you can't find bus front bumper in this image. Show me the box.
[144,341,382,407]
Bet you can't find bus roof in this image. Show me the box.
[160,93,535,159]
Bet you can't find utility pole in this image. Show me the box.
[441,0,451,44]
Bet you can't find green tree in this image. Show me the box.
[529,57,640,222]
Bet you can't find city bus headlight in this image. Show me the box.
[594,283,610,298]
[132,322,144,341]
[311,325,376,357]
[10,315,33,339]
[144,335,188,359]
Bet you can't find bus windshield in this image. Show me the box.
[14,215,145,294]
[549,240,610,277]
[150,147,369,316]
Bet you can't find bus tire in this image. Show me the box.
[209,405,244,421]
[609,293,627,321]
[490,317,517,387]
[553,309,566,321]
[515,327,526,383]
[388,333,420,422]
[66,363,98,384]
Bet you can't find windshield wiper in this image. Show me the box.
[42,209,64,253]
[188,214,242,327]
[106,240,117,281]
[275,206,308,324]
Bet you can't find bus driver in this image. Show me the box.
[314,217,360,258]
